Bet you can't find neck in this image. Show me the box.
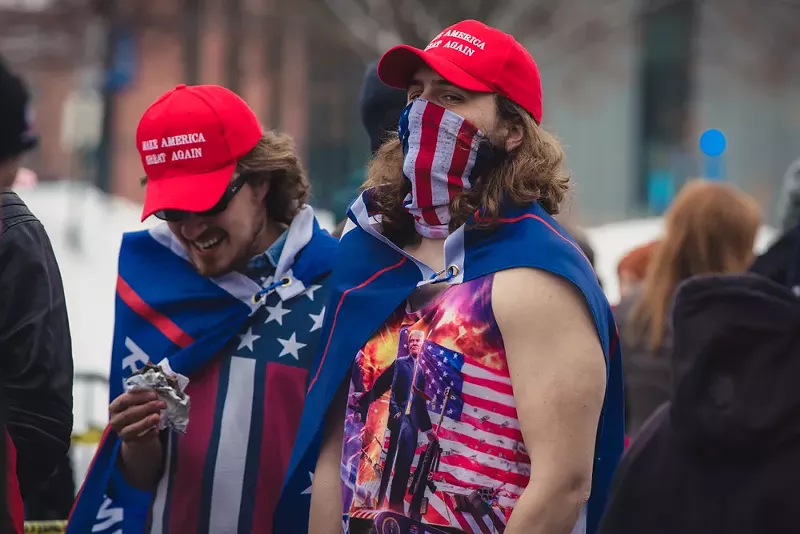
[404,235,446,272]
[252,218,286,257]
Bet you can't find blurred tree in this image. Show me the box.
[699,0,800,86]
[319,0,572,55]
[320,0,800,82]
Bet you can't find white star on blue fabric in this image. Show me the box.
[237,328,260,352]
[304,284,323,301]
[309,306,325,332]
[265,300,291,325]
[277,332,306,360]
[301,472,314,495]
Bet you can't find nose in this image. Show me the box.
[419,86,436,102]
[179,214,208,241]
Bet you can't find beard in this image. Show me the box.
[183,202,270,278]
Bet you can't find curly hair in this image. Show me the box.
[361,95,571,246]
[236,130,310,225]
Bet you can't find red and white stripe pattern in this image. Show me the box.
[401,99,485,239]
[379,358,529,533]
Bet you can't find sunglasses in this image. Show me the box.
[154,173,252,222]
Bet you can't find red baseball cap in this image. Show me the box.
[377,20,543,123]
[136,84,262,221]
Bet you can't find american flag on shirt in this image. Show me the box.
[383,333,530,534]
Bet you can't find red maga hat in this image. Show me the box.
[377,19,543,123]
[136,84,262,221]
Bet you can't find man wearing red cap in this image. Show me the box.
[70,84,337,534]
[303,20,623,534]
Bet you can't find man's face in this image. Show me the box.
[408,332,425,356]
[406,67,522,152]
[166,179,269,277]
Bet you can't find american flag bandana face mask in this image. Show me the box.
[398,98,490,239]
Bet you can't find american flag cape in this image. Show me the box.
[67,206,337,534]
[285,190,625,534]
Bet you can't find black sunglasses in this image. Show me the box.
[154,173,252,222]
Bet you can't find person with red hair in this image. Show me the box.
[615,180,761,437]
[617,240,659,301]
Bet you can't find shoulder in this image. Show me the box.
[0,192,51,259]
[491,267,605,371]
[491,267,595,330]
[0,190,39,236]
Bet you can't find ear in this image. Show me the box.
[504,122,524,152]
[252,176,270,203]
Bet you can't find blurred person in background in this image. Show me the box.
[599,264,800,533]
[0,387,23,533]
[331,219,346,239]
[331,61,408,237]
[777,156,800,233]
[0,58,74,524]
[360,60,410,155]
[561,221,600,285]
[68,85,337,534]
[305,19,622,534]
[616,180,761,438]
[616,240,658,301]
[23,458,75,522]
[11,168,37,190]
[749,157,800,286]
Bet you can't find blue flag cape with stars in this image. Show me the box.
[67,206,337,534]
[280,189,625,534]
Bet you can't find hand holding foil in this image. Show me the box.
[124,363,191,434]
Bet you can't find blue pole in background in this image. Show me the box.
[699,128,727,181]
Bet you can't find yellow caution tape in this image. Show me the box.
[70,426,106,445]
[23,520,67,533]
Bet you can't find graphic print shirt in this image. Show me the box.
[340,274,529,534]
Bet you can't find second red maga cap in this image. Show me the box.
[135,84,262,221]
[377,20,543,123]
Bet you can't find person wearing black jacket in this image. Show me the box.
[0,58,74,505]
[749,158,800,285]
[598,273,800,534]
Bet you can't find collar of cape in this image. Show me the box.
[283,187,623,531]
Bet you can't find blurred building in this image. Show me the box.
[1,0,369,210]
[2,0,799,225]
[537,0,800,224]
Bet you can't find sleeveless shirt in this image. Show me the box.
[340,274,535,534]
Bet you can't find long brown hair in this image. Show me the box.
[237,130,310,225]
[362,96,571,246]
[631,179,762,351]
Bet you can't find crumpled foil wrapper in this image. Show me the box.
[124,367,191,434]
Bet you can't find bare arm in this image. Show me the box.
[308,381,347,534]
[109,390,167,491]
[492,268,607,534]
[118,432,166,491]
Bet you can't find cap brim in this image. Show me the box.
[140,163,235,222]
[377,45,493,93]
